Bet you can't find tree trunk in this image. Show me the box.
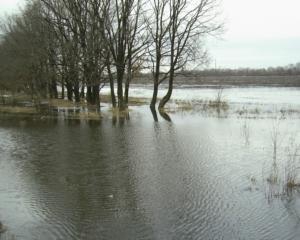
[150,106,158,122]
[61,80,65,99]
[74,82,80,103]
[92,84,100,107]
[158,70,174,109]
[117,68,125,110]
[107,64,116,107]
[125,58,132,105]
[86,85,92,104]
[150,51,161,109]
[48,80,53,99]
[66,82,73,101]
[124,76,130,105]
[159,109,172,122]
[51,80,58,99]
[80,84,85,98]
[150,81,158,109]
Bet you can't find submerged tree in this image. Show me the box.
[160,0,222,109]
[0,0,222,114]
[102,0,147,109]
[146,0,222,110]
[146,0,171,110]
[41,0,107,105]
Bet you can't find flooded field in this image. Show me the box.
[0,86,300,239]
[103,85,300,117]
[103,85,300,106]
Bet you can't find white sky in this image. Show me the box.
[0,0,24,15]
[0,0,300,68]
[210,0,300,68]
[223,0,300,39]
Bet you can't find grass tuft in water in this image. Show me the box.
[264,121,300,200]
[283,136,300,193]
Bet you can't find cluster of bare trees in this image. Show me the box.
[0,0,221,111]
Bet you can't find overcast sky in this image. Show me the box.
[210,0,300,68]
[0,0,24,15]
[0,0,300,68]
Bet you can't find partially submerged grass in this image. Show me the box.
[0,106,37,114]
[264,121,300,200]
[105,107,131,124]
[264,119,283,199]
[127,96,149,106]
[169,100,194,112]
[283,136,300,193]
[201,88,229,113]
[236,106,264,117]
[178,102,194,111]
[1,93,32,104]
[48,97,127,108]
[286,181,300,188]
[208,87,229,110]
[166,95,229,114]
[207,100,229,111]
[60,109,102,120]
[100,94,149,106]
[280,108,300,117]
[0,221,16,240]
[2,91,300,120]
[108,107,131,118]
[240,118,251,145]
[0,97,102,120]
[48,99,85,108]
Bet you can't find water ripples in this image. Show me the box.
[0,115,299,239]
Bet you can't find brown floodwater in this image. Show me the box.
[0,107,299,239]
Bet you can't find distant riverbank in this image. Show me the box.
[134,74,300,87]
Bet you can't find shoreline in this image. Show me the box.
[1,85,300,121]
[1,97,300,122]
[132,75,300,88]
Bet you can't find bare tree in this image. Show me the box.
[145,0,222,110]
[41,0,82,101]
[158,0,222,109]
[102,0,146,110]
[41,0,107,106]
[0,0,222,114]
[145,0,172,110]
[0,0,55,100]
[124,0,149,104]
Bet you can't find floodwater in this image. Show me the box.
[0,87,300,240]
[102,84,300,106]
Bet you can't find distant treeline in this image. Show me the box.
[181,64,300,77]
[133,64,300,86]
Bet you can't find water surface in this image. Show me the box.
[0,106,300,239]
[0,87,300,240]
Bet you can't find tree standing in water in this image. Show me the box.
[146,0,222,110]
[0,0,222,114]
